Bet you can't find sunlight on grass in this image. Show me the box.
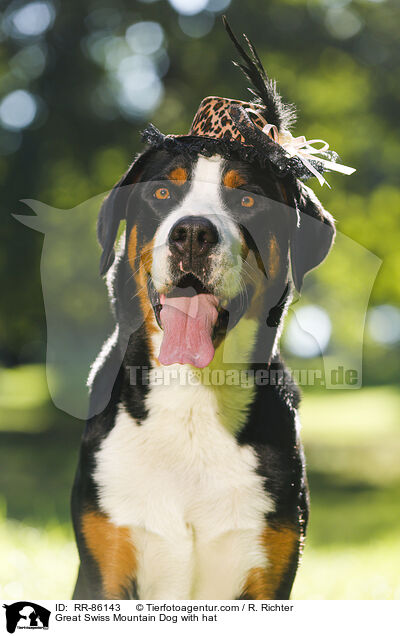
[0,517,78,599]
[294,535,400,600]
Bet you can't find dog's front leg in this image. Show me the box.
[73,510,138,600]
[238,522,302,600]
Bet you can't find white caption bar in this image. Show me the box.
[1,600,398,636]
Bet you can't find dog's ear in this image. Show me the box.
[98,149,153,275]
[289,181,335,291]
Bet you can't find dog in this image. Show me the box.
[71,20,353,600]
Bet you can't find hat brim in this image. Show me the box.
[141,123,332,182]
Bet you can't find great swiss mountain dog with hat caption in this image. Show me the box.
[71,18,354,600]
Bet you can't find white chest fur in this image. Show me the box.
[94,376,274,599]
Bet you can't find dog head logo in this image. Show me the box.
[3,602,50,633]
[15,195,114,419]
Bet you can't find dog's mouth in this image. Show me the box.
[147,273,253,368]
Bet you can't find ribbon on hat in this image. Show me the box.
[246,108,356,187]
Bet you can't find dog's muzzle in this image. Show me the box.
[168,216,219,274]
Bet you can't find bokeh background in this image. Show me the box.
[1,0,399,599]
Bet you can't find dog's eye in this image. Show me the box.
[241,195,254,208]
[154,187,170,200]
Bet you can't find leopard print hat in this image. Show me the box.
[189,96,268,144]
[141,94,331,181]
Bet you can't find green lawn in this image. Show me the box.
[0,365,399,599]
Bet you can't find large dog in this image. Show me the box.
[71,21,352,600]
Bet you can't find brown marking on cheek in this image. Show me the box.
[268,235,280,279]
[279,183,289,204]
[240,233,249,261]
[128,230,159,361]
[223,169,246,189]
[168,166,187,185]
[239,248,267,321]
[245,276,266,321]
[127,225,137,272]
[134,238,159,361]
[138,238,153,277]
[82,511,137,599]
[240,525,299,599]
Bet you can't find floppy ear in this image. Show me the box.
[289,181,335,291]
[98,149,153,275]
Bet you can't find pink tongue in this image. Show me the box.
[158,294,219,368]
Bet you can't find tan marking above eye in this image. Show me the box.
[168,167,188,184]
[223,169,246,189]
[154,187,170,200]
[241,195,255,208]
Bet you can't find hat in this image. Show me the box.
[142,18,355,187]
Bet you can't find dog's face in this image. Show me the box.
[98,148,335,368]
[143,152,285,294]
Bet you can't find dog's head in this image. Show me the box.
[96,20,345,369]
[97,146,334,368]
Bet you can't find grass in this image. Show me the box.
[0,516,76,600]
[0,365,399,599]
[293,386,400,599]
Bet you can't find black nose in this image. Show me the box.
[168,216,219,264]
